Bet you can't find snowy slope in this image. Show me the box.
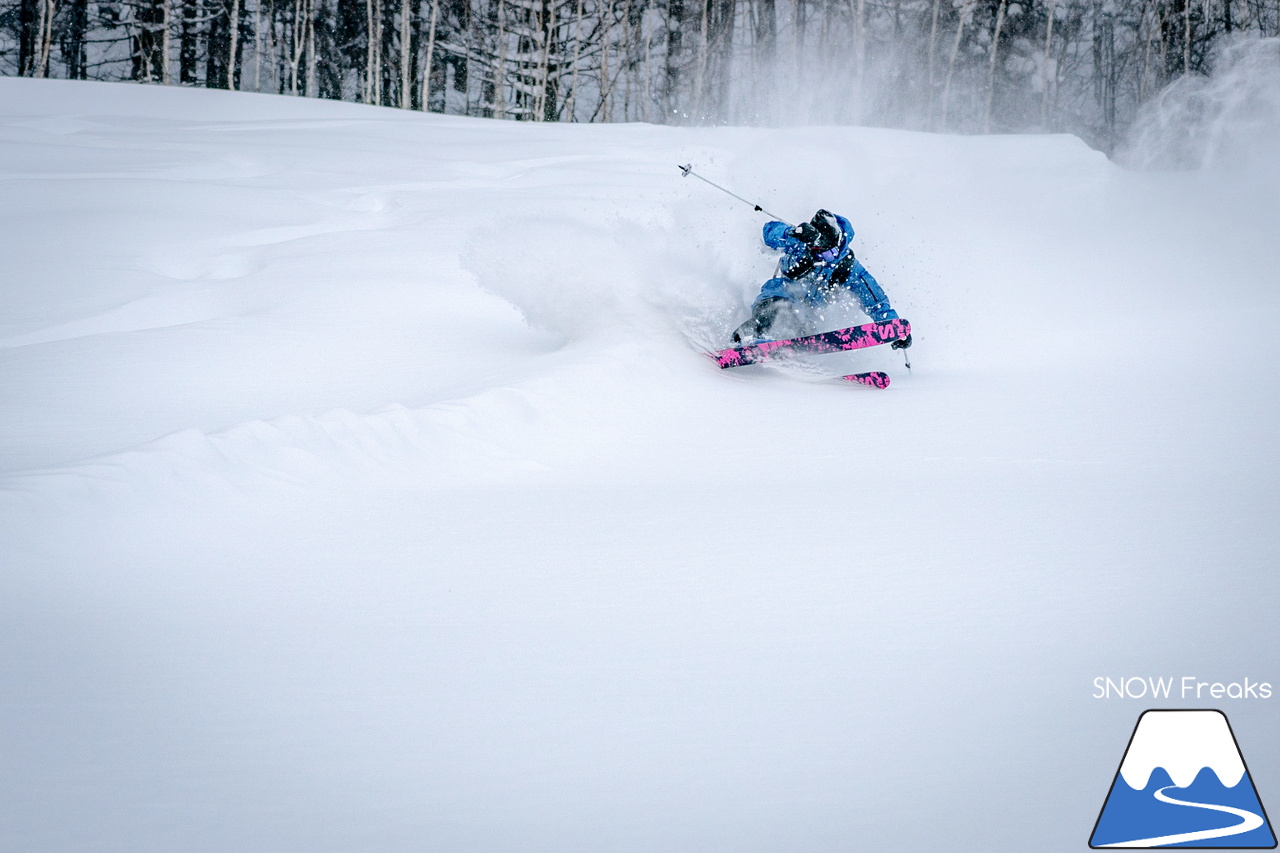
[1,78,1278,853]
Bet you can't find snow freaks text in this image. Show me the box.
[1093,677,1274,700]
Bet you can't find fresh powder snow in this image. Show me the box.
[1,77,1278,852]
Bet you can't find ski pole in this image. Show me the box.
[678,164,788,224]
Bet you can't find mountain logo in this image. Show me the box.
[1090,709,1276,848]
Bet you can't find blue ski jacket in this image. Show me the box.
[756,214,898,323]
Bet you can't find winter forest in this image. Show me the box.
[3,0,1280,150]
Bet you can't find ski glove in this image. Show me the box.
[790,223,820,245]
[782,253,816,279]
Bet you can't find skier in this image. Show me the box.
[731,208,911,347]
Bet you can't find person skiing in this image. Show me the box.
[731,208,910,347]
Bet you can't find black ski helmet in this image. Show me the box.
[809,209,842,251]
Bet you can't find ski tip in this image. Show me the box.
[709,338,784,369]
[710,349,746,369]
[841,371,891,389]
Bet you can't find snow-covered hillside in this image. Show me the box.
[1,78,1278,853]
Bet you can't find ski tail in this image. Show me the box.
[841,371,890,389]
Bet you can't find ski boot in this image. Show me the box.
[731,297,803,344]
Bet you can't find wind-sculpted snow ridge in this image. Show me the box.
[0,395,549,501]
[0,349,650,497]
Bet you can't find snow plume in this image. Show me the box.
[463,215,745,350]
[1120,37,1280,175]
[688,5,1049,137]
[712,30,932,131]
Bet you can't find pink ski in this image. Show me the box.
[841,371,890,389]
[712,319,911,369]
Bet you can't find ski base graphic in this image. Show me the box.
[712,319,911,369]
[841,371,890,389]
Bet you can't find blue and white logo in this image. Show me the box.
[1091,710,1276,848]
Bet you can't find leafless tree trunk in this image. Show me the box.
[620,0,635,119]
[563,0,585,119]
[496,0,509,118]
[306,0,316,94]
[1158,1,1169,79]
[253,0,262,89]
[622,0,635,119]
[365,0,379,101]
[35,0,56,77]
[593,0,628,121]
[270,0,281,91]
[926,0,942,116]
[292,0,307,93]
[1184,0,1191,72]
[643,0,655,121]
[984,0,1008,131]
[1041,0,1059,127]
[600,0,618,119]
[422,0,440,109]
[1138,0,1151,101]
[939,0,974,130]
[534,0,556,120]
[228,0,241,89]
[399,0,410,107]
[162,0,172,83]
[701,0,711,117]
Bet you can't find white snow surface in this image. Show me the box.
[1119,711,1246,790]
[2,78,1279,852]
